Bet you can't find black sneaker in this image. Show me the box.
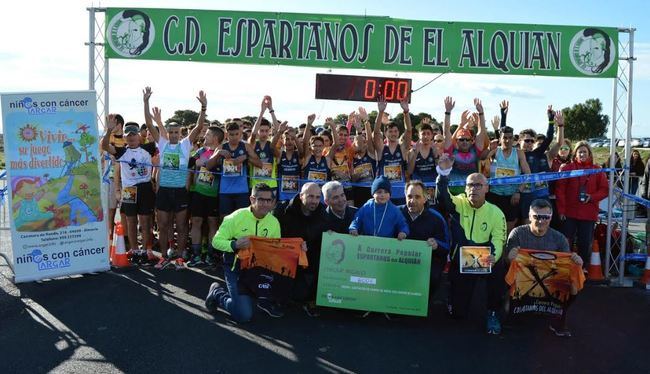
[257,299,284,318]
[549,324,572,337]
[302,302,321,318]
[205,282,225,313]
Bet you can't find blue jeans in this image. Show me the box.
[211,253,254,323]
[561,218,595,268]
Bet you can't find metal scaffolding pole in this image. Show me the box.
[86,7,108,129]
[606,27,636,287]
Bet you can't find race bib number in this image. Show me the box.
[162,152,180,170]
[253,162,273,178]
[121,186,137,204]
[281,175,299,193]
[307,171,327,182]
[331,163,351,182]
[383,164,402,182]
[197,166,214,185]
[222,159,242,176]
[352,163,374,182]
[495,167,516,178]
[522,181,548,193]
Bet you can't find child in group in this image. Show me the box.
[349,175,409,239]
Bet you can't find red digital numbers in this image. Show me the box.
[315,74,411,103]
[364,79,376,99]
[363,78,409,101]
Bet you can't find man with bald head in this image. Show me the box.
[435,154,507,335]
[274,182,327,316]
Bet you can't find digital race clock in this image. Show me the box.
[315,74,412,103]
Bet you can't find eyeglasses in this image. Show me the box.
[253,196,274,203]
[434,139,444,143]
[532,214,552,221]
[523,139,535,143]
[466,183,484,189]
[457,138,472,142]
[560,146,570,151]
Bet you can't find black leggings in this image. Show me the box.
[448,257,506,318]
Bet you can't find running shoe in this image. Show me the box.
[486,310,502,335]
[146,249,158,261]
[205,282,225,313]
[187,255,205,268]
[173,257,186,270]
[154,257,172,270]
[258,299,285,318]
[549,324,572,338]
[302,302,321,318]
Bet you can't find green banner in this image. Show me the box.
[316,232,432,316]
[105,8,618,78]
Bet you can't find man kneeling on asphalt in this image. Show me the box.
[205,183,283,322]
[506,198,583,337]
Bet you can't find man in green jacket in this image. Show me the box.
[205,183,282,322]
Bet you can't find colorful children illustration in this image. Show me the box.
[11,176,54,231]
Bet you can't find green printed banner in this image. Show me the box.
[316,232,432,316]
[106,8,618,78]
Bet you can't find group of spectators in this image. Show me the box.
[101,88,613,337]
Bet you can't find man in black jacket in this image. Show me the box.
[274,182,327,316]
[400,180,450,307]
[323,181,358,233]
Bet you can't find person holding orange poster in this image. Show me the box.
[237,237,307,303]
[506,199,585,337]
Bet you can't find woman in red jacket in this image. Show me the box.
[555,141,609,268]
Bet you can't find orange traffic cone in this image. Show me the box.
[110,215,131,268]
[639,255,650,287]
[587,240,605,281]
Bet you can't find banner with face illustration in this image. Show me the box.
[1,91,108,283]
[106,8,618,78]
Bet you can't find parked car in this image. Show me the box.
[631,138,642,147]
[642,138,650,148]
[588,137,607,148]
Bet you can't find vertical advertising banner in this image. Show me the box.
[1,91,108,283]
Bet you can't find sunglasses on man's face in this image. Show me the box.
[532,214,552,221]
[434,139,444,143]
[523,139,535,143]
[560,146,570,151]
[457,138,471,142]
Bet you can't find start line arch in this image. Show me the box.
[86,7,637,286]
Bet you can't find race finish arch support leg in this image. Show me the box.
[86,7,109,130]
[87,7,110,240]
[605,27,636,287]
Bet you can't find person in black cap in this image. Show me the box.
[102,114,157,262]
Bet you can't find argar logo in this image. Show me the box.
[569,28,615,76]
[107,10,155,58]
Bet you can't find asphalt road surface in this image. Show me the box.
[0,261,649,374]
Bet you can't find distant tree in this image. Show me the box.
[334,114,349,126]
[165,109,208,127]
[562,99,609,141]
